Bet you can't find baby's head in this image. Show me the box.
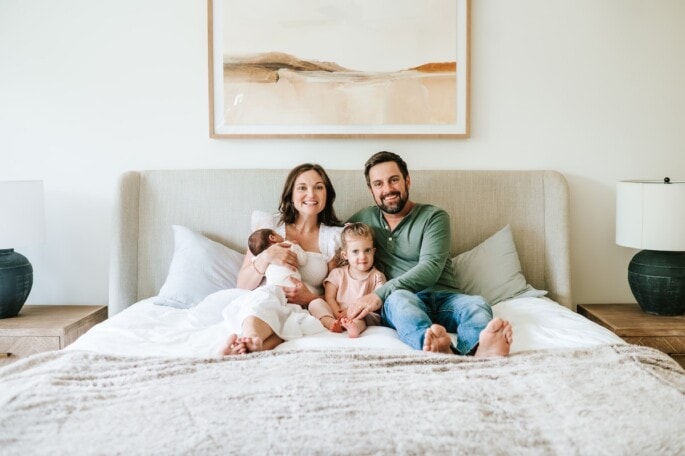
[339,222,376,272]
[248,228,285,256]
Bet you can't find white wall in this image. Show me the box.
[1,0,684,306]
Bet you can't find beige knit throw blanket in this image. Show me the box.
[1,344,684,455]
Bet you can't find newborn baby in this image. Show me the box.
[248,228,307,288]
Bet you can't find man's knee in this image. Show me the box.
[384,289,419,310]
[473,295,491,310]
[382,290,421,329]
[461,294,493,321]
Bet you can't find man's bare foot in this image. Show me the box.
[238,336,264,353]
[222,333,246,355]
[474,317,513,358]
[341,318,361,338]
[423,324,452,354]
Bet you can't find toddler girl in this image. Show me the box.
[309,223,386,338]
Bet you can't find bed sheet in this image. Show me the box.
[68,295,623,357]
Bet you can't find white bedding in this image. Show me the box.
[68,295,623,357]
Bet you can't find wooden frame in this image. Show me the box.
[208,0,471,138]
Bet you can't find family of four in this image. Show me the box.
[222,151,513,358]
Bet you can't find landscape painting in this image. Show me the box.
[208,0,470,138]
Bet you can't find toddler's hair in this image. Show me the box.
[338,222,374,266]
[248,228,276,256]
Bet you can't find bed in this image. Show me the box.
[1,169,684,455]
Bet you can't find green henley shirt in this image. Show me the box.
[349,203,460,302]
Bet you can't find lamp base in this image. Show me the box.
[0,249,34,319]
[628,250,685,316]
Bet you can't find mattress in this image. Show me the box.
[68,296,624,358]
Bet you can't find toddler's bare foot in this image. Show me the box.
[423,324,452,354]
[341,317,361,338]
[222,334,246,355]
[330,318,343,333]
[474,317,513,358]
[238,336,264,353]
[320,315,341,333]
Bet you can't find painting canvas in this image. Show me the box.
[208,0,470,138]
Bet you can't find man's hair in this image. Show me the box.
[248,228,275,256]
[363,151,409,187]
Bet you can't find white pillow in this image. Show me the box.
[452,225,546,305]
[155,225,245,309]
[251,210,279,231]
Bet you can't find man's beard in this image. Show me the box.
[377,190,408,214]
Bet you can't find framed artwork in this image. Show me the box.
[208,0,470,138]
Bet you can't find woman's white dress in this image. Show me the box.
[198,211,342,344]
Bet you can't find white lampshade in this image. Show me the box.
[0,180,46,249]
[616,179,685,251]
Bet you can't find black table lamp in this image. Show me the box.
[616,178,685,315]
[0,180,45,318]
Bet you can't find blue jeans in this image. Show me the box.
[381,290,492,355]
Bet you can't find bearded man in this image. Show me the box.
[347,151,513,357]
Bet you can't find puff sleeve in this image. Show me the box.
[319,224,343,262]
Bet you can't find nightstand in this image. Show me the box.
[0,305,107,366]
[577,303,685,368]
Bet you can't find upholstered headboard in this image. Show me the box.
[109,169,571,315]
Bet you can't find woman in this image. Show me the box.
[223,163,343,355]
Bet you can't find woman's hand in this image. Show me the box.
[237,242,298,290]
[263,242,299,270]
[282,277,318,307]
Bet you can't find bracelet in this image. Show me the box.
[251,255,265,275]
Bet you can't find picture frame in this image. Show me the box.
[208,0,470,138]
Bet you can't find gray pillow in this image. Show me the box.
[452,225,546,305]
[155,225,245,309]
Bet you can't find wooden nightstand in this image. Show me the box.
[0,305,107,366]
[577,303,685,368]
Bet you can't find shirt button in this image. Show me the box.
[388,237,393,242]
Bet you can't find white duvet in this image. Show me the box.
[68,294,623,358]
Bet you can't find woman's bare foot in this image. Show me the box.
[222,333,246,355]
[238,336,264,353]
[423,324,452,354]
[474,317,513,358]
[341,317,362,338]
